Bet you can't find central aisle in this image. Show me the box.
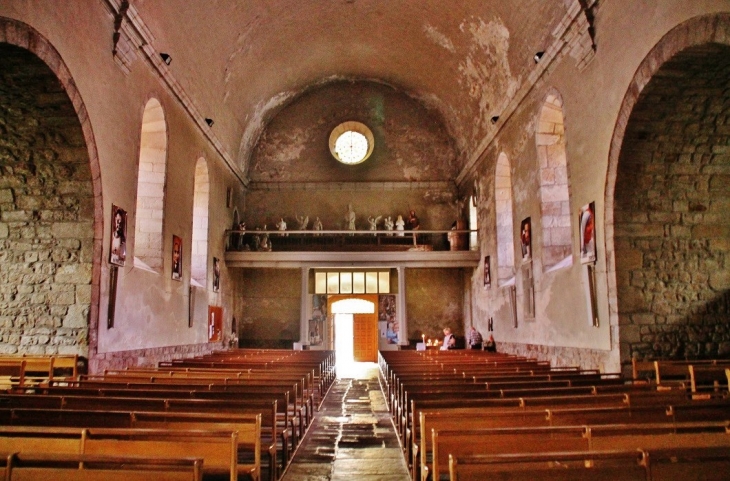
[281,362,410,481]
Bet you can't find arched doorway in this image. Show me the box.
[329,295,378,363]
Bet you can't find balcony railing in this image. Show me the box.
[225,229,476,253]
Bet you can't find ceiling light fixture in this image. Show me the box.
[533,51,544,63]
[205,118,214,127]
[490,116,500,124]
[160,53,172,65]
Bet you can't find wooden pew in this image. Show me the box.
[448,449,648,481]
[432,422,730,481]
[0,425,256,481]
[5,452,203,481]
[0,361,25,390]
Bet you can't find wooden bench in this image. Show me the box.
[0,426,251,481]
[4,452,203,481]
[449,446,730,481]
[0,361,25,390]
[432,422,730,481]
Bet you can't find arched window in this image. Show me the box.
[191,157,209,286]
[495,153,515,284]
[536,91,572,270]
[134,98,168,271]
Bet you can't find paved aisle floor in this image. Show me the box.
[281,362,410,481]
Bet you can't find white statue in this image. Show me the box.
[368,215,382,235]
[296,214,309,230]
[384,216,394,235]
[313,217,323,234]
[260,232,272,251]
[395,215,405,236]
[345,204,356,233]
[276,218,288,236]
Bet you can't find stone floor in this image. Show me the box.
[280,362,410,481]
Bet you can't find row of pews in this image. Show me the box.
[378,350,730,481]
[0,349,335,480]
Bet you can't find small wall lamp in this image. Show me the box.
[160,53,172,65]
[533,51,544,63]
[205,118,214,127]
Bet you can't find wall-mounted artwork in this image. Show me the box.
[213,257,220,291]
[171,235,182,281]
[484,256,491,288]
[208,305,222,342]
[520,217,532,263]
[379,294,397,344]
[579,202,596,264]
[109,204,127,267]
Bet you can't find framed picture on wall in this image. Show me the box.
[171,235,182,281]
[109,204,127,267]
[520,217,532,263]
[213,257,220,292]
[579,202,597,264]
[484,256,491,289]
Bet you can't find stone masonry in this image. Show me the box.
[615,44,730,366]
[0,44,93,356]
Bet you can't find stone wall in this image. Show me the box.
[0,44,93,356]
[615,44,730,364]
[406,268,465,342]
[240,268,301,346]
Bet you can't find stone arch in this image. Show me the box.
[495,153,516,284]
[0,17,102,359]
[535,90,572,270]
[134,98,168,271]
[190,157,209,286]
[606,13,730,369]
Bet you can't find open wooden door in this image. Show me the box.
[352,312,378,362]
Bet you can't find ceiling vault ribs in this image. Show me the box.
[100,0,247,186]
[456,0,597,187]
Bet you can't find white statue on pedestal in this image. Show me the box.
[276,218,288,236]
[345,204,356,233]
[296,214,309,230]
[395,215,405,236]
[314,217,323,234]
[368,215,382,235]
[384,216,394,235]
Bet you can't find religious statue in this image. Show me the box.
[384,216,394,234]
[253,227,262,251]
[368,215,382,235]
[260,231,272,251]
[345,204,356,233]
[295,214,309,230]
[407,210,420,230]
[313,217,323,234]
[395,215,405,236]
[276,218,288,236]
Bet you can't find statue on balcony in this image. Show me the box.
[260,231,272,251]
[295,214,309,230]
[313,217,323,234]
[368,215,382,235]
[276,218,288,236]
[237,222,246,250]
[395,215,405,236]
[345,204,356,233]
[384,216,394,234]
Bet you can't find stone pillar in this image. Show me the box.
[397,266,408,347]
[300,267,311,345]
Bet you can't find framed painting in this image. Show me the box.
[171,235,182,281]
[484,256,491,288]
[213,257,220,291]
[520,217,532,263]
[109,204,127,267]
[579,202,596,264]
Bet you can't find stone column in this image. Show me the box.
[300,267,311,345]
[397,266,408,347]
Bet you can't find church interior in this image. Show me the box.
[0,1,729,479]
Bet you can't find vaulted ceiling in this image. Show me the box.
[131,0,569,176]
